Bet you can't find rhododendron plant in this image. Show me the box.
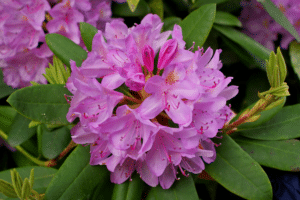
[66,14,238,189]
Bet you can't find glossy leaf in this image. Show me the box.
[7,84,72,126]
[257,0,300,42]
[290,41,300,81]
[213,25,271,61]
[180,4,216,49]
[146,175,199,200]
[148,0,163,20]
[0,166,57,199]
[80,22,98,52]
[239,104,300,140]
[214,11,242,27]
[7,114,36,147]
[112,0,150,17]
[90,176,114,200]
[163,17,182,31]
[41,126,71,159]
[112,173,144,200]
[234,136,300,172]
[46,33,87,67]
[0,106,17,134]
[191,0,229,10]
[0,70,15,99]
[45,145,109,200]
[205,135,272,200]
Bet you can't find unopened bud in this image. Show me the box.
[142,45,155,72]
[157,39,178,70]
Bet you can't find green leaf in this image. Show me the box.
[80,22,98,52]
[90,177,114,200]
[146,175,199,200]
[148,0,163,20]
[0,70,16,99]
[7,84,72,126]
[44,56,71,85]
[112,173,144,200]
[0,166,57,199]
[289,41,300,80]
[7,113,36,147]
[239,104,300,140]
[127,0,140,12]
[180,4,216,49]
[234,136,300,172]
[214,11,242,27]
[213,25,271,61]
[112,0,150,17]
[21,178,31,199]
[205,135,272,200]
[257,0,300,42]
[41,126,71,159]
[191,0,229,10]
[46,33,87,67]
[45,145,110,200]
[0,179,18,198]
[163,17,182,31]
[0,106,17,133]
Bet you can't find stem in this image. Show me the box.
[123,96,142,104]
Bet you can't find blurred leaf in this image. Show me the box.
[112,173,144,200]
[0,166,57,199]
[146,175,199,200]
[213,25,271,61]
[80,22,98,52]
[239,104,300,140]
[290,41,300,80]
[205,135,272,200]
[7,114,36,147]
[45,145,109,200]
[192,0,229,10]
[127,0,140,12]
[163,17,182,31]
[0,106,17,134]
[41,126,71,160]
[7,84,71,126]
[234,136,300,172]
[0,70,16,99]
[46,34,87,67]
[180,4,216,49]
[112,0,150,17]
[214,11,242,27]
[149,0,163,20]
[257,0,300,42]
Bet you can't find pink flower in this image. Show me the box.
[239,0,300,50]
[66,14,238,189]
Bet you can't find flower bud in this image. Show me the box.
[157,39,178,70]
[142,45,155,72]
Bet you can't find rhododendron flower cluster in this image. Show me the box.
[239,0,300,50]
[0,0,124,88]
[66,14,238,189]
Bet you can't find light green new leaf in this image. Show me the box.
[7,113,36,147]
[7,84,71,126]
[180,4,216,49]
[239,104,300,140]
[41,126,71,159]
[127,0,140,12]
[205,135,272,200]
[258,0,300,42]
[80,22,98,52]
[290,41,300,81]
[113,0,150,17]
[0,166,57,199]
[45,145,109,200]
[234,136,300,171]
[46,33,87,67]
[213,25,271,61]
[146,175,199,200]
[214,11,242,27]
